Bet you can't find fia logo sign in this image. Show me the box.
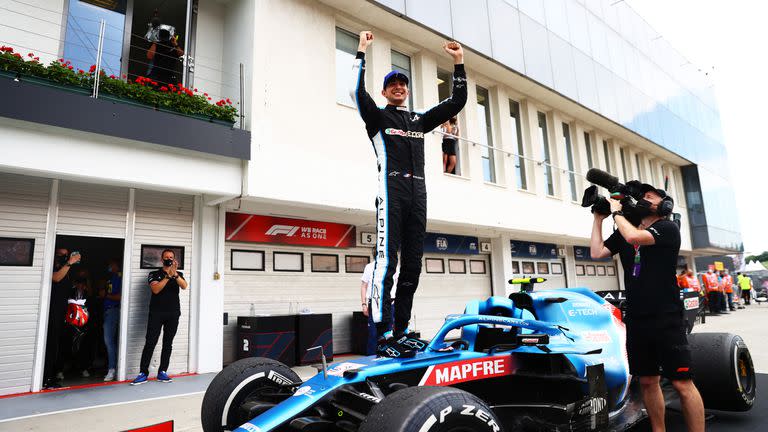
[436,237,448,251]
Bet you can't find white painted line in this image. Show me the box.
[0,390,205,424]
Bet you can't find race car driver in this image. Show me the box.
[350,31,467,356]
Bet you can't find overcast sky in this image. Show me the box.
[625,0,768,255]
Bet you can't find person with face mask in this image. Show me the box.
[720,269,736,312]
[132,249,188,385]
[351,31,467,357]
[590,185,705,432]
[44,248,81,389]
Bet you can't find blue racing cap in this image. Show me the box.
[383,71,409,89]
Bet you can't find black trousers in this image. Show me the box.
[707,291,721,313]
[43,304,66,381]
[139,310,180,375]
[371,177,427,335]
[741,290,751,305]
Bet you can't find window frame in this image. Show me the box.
[0,237,35,267]
[390,49,415,110]
[230,249,265,271]
[310,253,340,273]
[477,85,496,183]
[538,112,554,195]
[562,122,577,201]
[273,251,304,272]
[345,255,370,273]
[584,132,593,169]
[425,258,445,274]
[603,140,612,174]
[448,259,467,274]
[470,259,487,274]
[510,99,527,190]
[335,27,359,107]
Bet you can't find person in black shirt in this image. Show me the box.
[44,248,81,389]
[131,249,188,385]
[146,28,183,86]
[591,185,704,432]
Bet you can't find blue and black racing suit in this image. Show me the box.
[350,51,467,334]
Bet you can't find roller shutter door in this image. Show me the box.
[0,173,51,395]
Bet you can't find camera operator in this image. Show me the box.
[590,184,704,432]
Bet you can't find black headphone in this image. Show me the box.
[657,195,674,217]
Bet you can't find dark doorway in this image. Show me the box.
[45,235,124,387]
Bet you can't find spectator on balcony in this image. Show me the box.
[146,27,183,86]
[441,117,459,174]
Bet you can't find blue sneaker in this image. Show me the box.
[130,373,148,385]
[157,371,172,383]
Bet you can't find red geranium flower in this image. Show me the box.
[67,65,73,70]
[28,53,33,57]
[160,86,168,92]
[89,64,97,73]
[109,74,116,79]
[207,97,211,101]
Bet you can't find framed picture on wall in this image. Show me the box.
[469,260,487,274]
[511,261,520,273]
[448,259,466,274]
[551,262,563,275]
[607,266,616,276]
[597,265,606,276]
[231,249,265,271]
[345,255,369,273]
[586,265,596,276]
[274,252,304,272]
[425,258,445,273]
[537,262,550,274]
[311,254,339,273]
[522,261,535,274]
[140,245,185,269]
[576,264,585,276]
[0,237,35,266]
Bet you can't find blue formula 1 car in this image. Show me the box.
[201,278,756,432]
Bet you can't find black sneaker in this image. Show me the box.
[376,333,416,358]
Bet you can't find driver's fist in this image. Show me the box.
[443,41,464,63]
[358,31,374,52]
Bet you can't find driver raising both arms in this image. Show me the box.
[351,31,467,357]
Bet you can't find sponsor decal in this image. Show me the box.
[436,237,448,251]
[418,405,500,432]
[684,297,700,310]
[384,128,424,138]
[567,308,598,317]
[293,385,316,398]
[582,330,612,344]
[327,362,366,377]
[238,425,262,432]
[577,397,607,416]
[419,356,513,386]
[267,370,293,386]
[358,392,381,403]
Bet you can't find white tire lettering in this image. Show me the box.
[439,406,452,424]
[460,404,475,416]
[475,408,489,422]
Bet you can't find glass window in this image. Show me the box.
[273,252,303,272]
[64,0,126,77]
[602,140,612,174]
[537,262,550,274]
[551,262,563,275]
[345,255,369,273]
[586,265,596,276]
[391,50,414,109]
[538,112,554,195]
[576,264,585,276]
[511,261,520,273]
[584,132,593,169]
[438,69,462,176]
[620,147,629,181]
[477,86,496,183]
[522,261,535,274]
[335,28,358,106]
[425,258,445,273]
[0,237,35,266]
[448,259,466,274]
[311,254,339,273]
[650,162,659,186]
[470,260,487,274]
[510,100,527,189]
[635,153,644,182]
[231,249,264,271]
[597,265,606,276]
[563,123,577,201]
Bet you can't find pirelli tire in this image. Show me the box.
[688,332,756,411]
[359,386,505,432]
[201,357,301,432]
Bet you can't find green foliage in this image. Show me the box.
[745,251,768,263]
[0,45,237,124]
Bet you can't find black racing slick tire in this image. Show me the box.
[688,332,756,411]
[359,386,505,432]
[201,357,301,431]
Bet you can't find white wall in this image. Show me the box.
[0,0,66,65]
[0,118,241,197]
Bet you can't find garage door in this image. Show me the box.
[507,257,567,294]
[412,254,492,339]
[574,259,620,292]
[0,173,51,396]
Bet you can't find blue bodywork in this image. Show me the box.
[234,287,630,432]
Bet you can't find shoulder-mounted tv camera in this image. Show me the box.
[581,168,675,226]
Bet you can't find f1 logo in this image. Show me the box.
[266,225,299,236]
